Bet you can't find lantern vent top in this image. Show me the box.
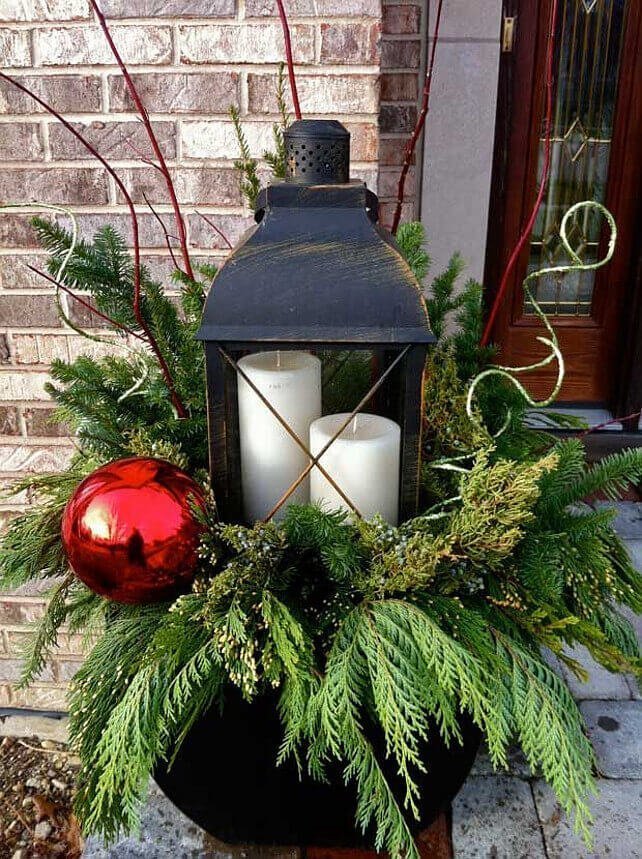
[284,119,350,185]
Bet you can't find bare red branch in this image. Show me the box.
[142,192,182,271]
[196,211,233,250]
[390,0,445,236]
[275,0,302,121]
[27,265,146,342]
[89,0,195,281]
[480,0,559,347]
[581,410,641,437]
[0,72,188,419]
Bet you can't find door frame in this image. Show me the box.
[484,0,642,412]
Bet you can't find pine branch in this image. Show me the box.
[230,106,261,209]
[396,222,431,284]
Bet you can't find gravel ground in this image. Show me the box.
[0,735,82,858]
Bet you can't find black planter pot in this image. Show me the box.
[154,689,481,849]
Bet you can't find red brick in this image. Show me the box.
[0,334,10,363]
[108,71,239,114]
[0,443,74,473]
[378,136,413,166]
[12,334,40,364]
[0,29,31,67]
[379,104,417,134]
[187,213,253,250]
[0,406,20,435]
[0,75,102,115]
[246,0,380,14]
[0,167,108,205]
[53,659,83,681]
[381,39,421,69]
[0,215,40,249]
[320,22,380,65]
[23,406,70,438]
[0,123,43,160]
[378,200,415,228]
[180,23,315,65]
[0,371,53,402]
[345,123,378,162]
[58,212,184,250]
[0,599,47,624]
[0,657,54,683]
[381,72,418,102]
[49,120,175,161]
[35,334,70,363]
[118,167,242,207]
[0,296,61,329]
[0,0,89,22]
[247,73,378,115]
[100,0,235,15]
[0,255,51,289]
[37,25,172,66]
[383,5,421,34]
[10,683,69,711]
[378,166,415,199]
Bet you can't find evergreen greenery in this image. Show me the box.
[0,215,640,859]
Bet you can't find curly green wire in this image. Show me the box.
[466,200,617,426]
[0,202,151,406]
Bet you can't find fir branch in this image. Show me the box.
[396,222,431,284]
[18,573,74,688]
[0,465,94,590]
[553,448,642,512]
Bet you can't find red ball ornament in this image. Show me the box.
[61,457,205,604]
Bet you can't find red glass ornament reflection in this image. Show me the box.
[61,457,205,604]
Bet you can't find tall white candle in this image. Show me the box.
[238,350,321,523]
[309,412,401,525]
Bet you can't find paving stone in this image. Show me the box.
[470,743,531,779]
[534,779,642,858]
[580,700,642,778]
[626,674,641,701]
[0,713,68,742]
[82,780,209,857]
[559,645,632,700]
[626,538,642,572]
[451,776,546,858]
[593,501,642,539]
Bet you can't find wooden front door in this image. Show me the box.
[486,1,642,404]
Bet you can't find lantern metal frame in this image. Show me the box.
[197,121,435,525]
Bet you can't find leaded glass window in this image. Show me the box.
[525,0,628,316]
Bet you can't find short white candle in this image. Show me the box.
[309,412,401,525]
[238,350,321,523]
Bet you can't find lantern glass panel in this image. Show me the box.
[198,120,435,527]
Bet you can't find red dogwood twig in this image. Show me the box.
[390,0,445,236]
[0,72,188,419]
[581,409,642,436]
[142,192,182,271]
[196,212,234,250]
[275,0,302,120]
[89,0,195,282]
[27,265,146,342]
[480,0,559,347]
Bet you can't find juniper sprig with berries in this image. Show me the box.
[1,215,641,858]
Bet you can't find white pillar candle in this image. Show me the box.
[238,350,321,523]
[309,412,401,525]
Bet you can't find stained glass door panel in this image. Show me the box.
[486,1,642,403]
[526,0,628,317]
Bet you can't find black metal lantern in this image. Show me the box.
[197,120,435,525]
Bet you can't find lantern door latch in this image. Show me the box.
[502,16,516,52]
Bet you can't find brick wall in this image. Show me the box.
[0,0,425,710]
